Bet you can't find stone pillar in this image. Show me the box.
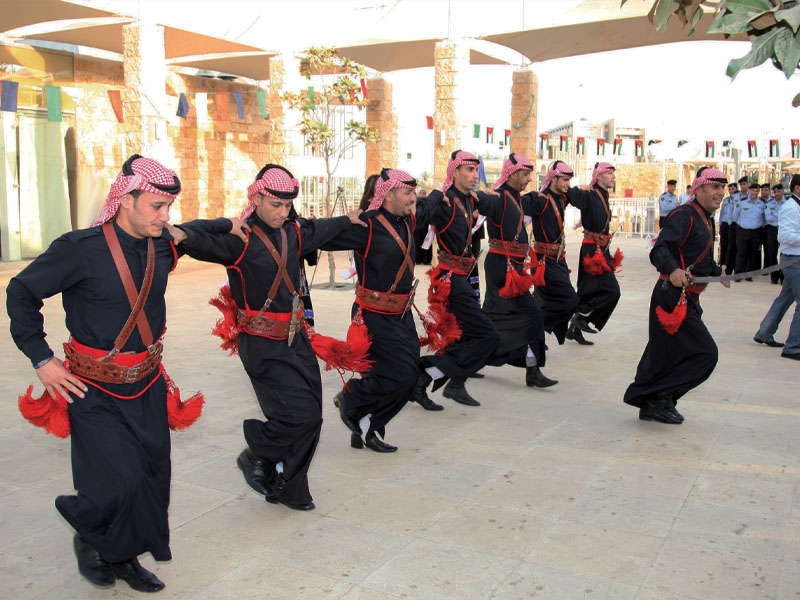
[434,40,469,189]
[365,77,396,177]
[510,68,538,160]
[265,54,286,165]
[122,20,169,159]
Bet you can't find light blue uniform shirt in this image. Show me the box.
[658,192,679,217]
[737,198,766,230]
[678,193,690,205]
[720,195,736,224]
[732,191,744,223]
[765,197,782,227]
[778,194,800,255]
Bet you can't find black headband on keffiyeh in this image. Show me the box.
[590,162,615,187]
[540,160,574,193]
[688,166,728,201]
[242,164,300,219]
[493,153,533,191]
[92,154,181,226]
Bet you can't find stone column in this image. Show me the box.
[122,20,169,159]
[365,77,396,177]
[509,68,538,160]
[434,40,469,189]
[265,54,286,165]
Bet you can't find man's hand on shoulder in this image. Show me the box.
[164,223,187,244]
[228,217,250,242]
[347,209,368,227]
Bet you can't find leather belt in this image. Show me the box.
[488,238,528,258]
[64,338,162,384]
[237,308,304,340]
[532,241,562,259]
[658,274,707,295]
[356,287,414,315]
[583,231,611,248]
[437,251,476,275]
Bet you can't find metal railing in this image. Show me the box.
[610,196,659,239]
[298,176,363,218]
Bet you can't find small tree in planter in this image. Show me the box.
[282,47,379,287]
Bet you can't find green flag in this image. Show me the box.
[473,124,480,138]
[45,85,62,122]
[257,90,269,119]
[307,86,315,101]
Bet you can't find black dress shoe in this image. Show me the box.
[411,372,444,411]
[351,432,365,449]
[566,325,594,345]
[571,316,597,334]
[753,336,785,348]
[781,352,800,361]
[264,474,316,510]
[110,558,164,593]
[442,379,480,406]
[468,371,485,379]
[334,392,361,433]
[526,366,558,388]
[639,393,682,424]
[236,448,270,495]
[73,535,115,588]
[364,431,398,453]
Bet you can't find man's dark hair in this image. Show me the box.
[790,174,800,192]
[130,189,144,200]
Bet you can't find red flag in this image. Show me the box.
[215,92,230,121]
[360,78,368,99]
[426,115,434,130]
[107,89,123,123]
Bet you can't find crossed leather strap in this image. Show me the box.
[374,213,415,293]
[248,224,297,313]
[101,222,157,357]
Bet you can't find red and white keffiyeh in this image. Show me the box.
[92,154,181,226]
[442,150,480,193]
[590,162,615,187]
[242,164,299,219]
[493,153,533,191]
[539,160,574,193]
[688,167,728,202]
[369,168,417,211]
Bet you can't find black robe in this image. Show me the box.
[419,187,499,380]
[623,202,722,409]
[320,194,441,435]
[528,189,580,344]
[6,218,228,563]
[566,185,621,331]
[178,213,351,505]
[477,184,547,369]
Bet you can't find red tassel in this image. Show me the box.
[655,290,687,335]
[209,283,241,356]
[418,303,462,353]
[18,385,71,438]
[530,257,546,288]
[581,249,611,276]
[164,371,204,430]
[611,247,624,272]
[427,265,452,305]
[499,260,537,298]
[307,310,373,376]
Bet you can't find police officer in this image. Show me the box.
[679,184,691,205]
[759,184,772,272]
[765,184,785,284]
[734,183,766,280]
[658,179,679,229]
[726,176,750,273]
[719,182,738,268]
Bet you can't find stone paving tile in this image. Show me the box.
[491,562,639,599]
[2,238,799,597]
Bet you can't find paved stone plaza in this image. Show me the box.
[1,234,798,599]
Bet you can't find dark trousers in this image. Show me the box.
[658,216,667,230]
[239,332,323,506]
[534,256,579,344]
[724,223,738,273]
[718,222,730,266]
[735,227,762,275]
[766,225,782,283]
[576,243,621,331]
[469,238,482,300]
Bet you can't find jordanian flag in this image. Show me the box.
[576,136,585,154]
[769,139,780,157]
[560,135,569,152]
[635,139,644,157]
[677,139,689,148]
[792,138,799,158]
[596,138,605,155]
[705,141,715,158]
[748,140,758,157]
[540,133,549,153]
[613,138,623,155]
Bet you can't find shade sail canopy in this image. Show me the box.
[482,1,745,62]
[334,38,508,71]
[168,52,274,81]
[19,22,264,59]
[1,0,116,34]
